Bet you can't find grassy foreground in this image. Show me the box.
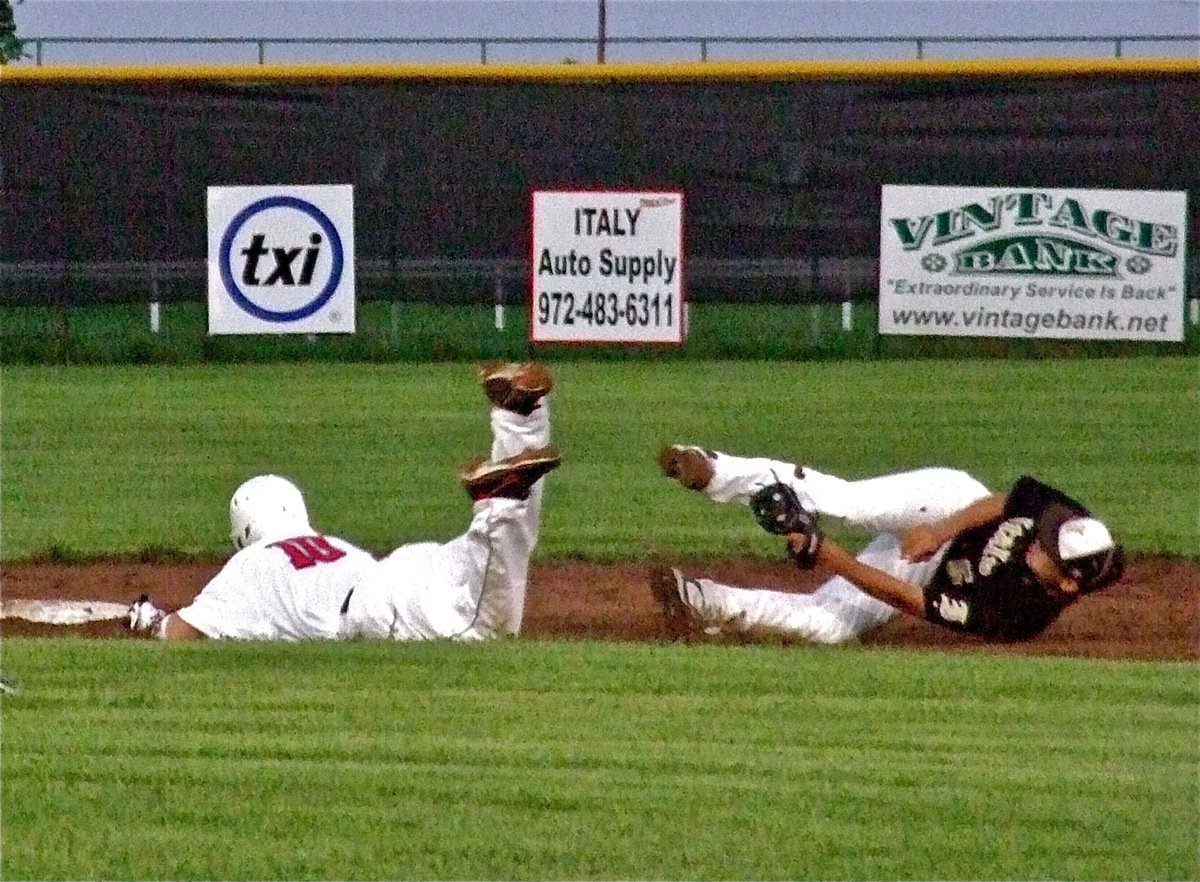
[2,639,1196,880]
[2,356,1197,881]
[2,356,1196,560]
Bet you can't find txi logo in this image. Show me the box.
[218,196,345,322]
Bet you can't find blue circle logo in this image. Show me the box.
[219,196,344,323]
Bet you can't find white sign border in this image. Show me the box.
[530,189,686,345]
[878,185,1187,343]
[207,184,356,336]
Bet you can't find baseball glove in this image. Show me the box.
[749,482,824,569]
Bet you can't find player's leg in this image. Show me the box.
[652,565,884,645]
[793,466,991,533]
[410,362,556,639]
[486,377,551,549]
[474,362,554,633]
[368,363,558,641]
[446,495,542,639]
[660,445,990,532]
[433,442,561,639]
[651,534,941,644]
[374,445,560,641]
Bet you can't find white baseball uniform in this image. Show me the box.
[176,402,550,641]
[678,450,991,644]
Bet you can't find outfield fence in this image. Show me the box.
[2,60,1197,362]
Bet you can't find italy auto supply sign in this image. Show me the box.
[531,190,684,344]
[208,185,355,334]
[879,186,1187,341]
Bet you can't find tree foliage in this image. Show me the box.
[0,0,25,65]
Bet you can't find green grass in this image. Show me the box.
[2,356,1197,881]
[1,357,1197,559]
[4,301,1196,365]
[0,302,531,365]
[2,639,1196,880]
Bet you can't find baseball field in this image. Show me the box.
[2,356,1197,879]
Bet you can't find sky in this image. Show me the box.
[10,0,1200,65]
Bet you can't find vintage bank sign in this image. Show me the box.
[879,186,1187,341]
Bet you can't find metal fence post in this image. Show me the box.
[150,275,161,334]
[494,269,505,330]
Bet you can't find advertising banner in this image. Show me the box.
[879,186,1187,341]
[208,185,355,335]
[531,191,684,344]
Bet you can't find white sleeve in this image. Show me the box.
[174,554,265,639]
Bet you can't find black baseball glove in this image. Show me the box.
[749,482,824,569]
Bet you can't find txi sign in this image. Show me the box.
[207,185,356,334]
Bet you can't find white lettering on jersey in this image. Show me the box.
[933,594,970,625]
[979,517,1034,577]
[944,558,974,586]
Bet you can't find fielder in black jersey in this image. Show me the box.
[915,476,1125,640]
[654,446,1125,645]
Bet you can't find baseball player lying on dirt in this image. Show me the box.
[125,362,559,641]
[653,445,1125,643]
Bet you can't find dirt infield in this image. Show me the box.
[1,556,1196,660]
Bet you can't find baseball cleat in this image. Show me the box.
[460,444,562,501]
[478,361,554,416]
[648,564,704,641]
[657,444,716,491]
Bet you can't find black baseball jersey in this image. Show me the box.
[922,476,1090,641]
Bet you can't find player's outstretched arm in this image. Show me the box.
[900,493,1008,561]
[798,536,927,618]
[126,595,207,640]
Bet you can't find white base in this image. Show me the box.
[1,599,128,625]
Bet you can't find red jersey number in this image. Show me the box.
[270,535,347,570]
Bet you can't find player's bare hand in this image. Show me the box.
[900,525,943,562]
[786,528,823,570]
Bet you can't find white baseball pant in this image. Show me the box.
[343,402,550,641]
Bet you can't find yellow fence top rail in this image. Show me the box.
[3,56,1198,83]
